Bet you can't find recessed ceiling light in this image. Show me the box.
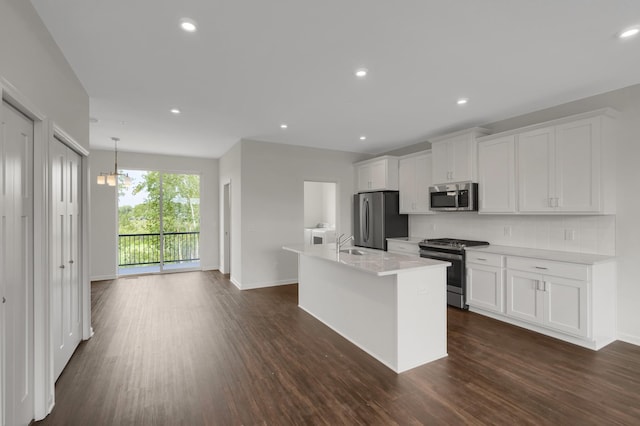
[170,108,181,114]
[359,136,367,140]
[619,27,639,39]
[457,98,469,105]
[180,18,198,33]
[280,124,288,129]
[355,68,368,78]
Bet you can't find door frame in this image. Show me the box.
[1,78,45,421]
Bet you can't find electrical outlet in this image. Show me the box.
[564,229,575,241]
[504,226,512,237]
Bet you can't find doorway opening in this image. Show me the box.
[118,170,201,275]
[303,181,337,245]
[222,182,231,275]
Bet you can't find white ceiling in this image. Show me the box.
[30,0,640,158]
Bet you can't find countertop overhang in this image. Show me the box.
[283,244,450,277]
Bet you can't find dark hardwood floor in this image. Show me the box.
[36,271,640,425]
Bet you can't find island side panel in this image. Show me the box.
[298,255,399,371]
[396,268,448,373]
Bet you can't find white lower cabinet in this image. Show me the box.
[466,248,615,350]
[466,253,505,314]
[505,269,587,337]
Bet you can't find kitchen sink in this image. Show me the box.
[339,248,366,255]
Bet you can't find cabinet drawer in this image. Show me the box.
[506,257,589,281]
[466,251,504,268]
[387,241,419,256]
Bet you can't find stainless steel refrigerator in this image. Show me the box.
[353,191,408,251]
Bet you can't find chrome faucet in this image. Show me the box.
[336,233,354,254]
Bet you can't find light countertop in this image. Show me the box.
[466,245,615,265]
[283,244,449,277]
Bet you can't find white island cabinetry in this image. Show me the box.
[283,245,449,373]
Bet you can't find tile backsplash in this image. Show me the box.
[410,214,615,255]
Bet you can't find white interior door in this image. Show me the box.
[51,137,82,380]
[1,100,34,426]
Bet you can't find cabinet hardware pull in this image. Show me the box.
[534,266,548,270]
[2,297,5,304]
[60,265,65,269]
[476,258,487,261]
[69,260,74,264]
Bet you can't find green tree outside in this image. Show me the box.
[118,171,200,267]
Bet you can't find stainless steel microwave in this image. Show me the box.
[429,182,478,212]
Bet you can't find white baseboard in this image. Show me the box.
[239,278,298,290]
[201,264,219,271]
[230,277,242,289]
[90,274,117,281]
[617,332,640,347]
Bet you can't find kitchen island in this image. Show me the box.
[282,244,450,373]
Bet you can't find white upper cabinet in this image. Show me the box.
[355,156,399,192]
[478,135,517,213]
[518,127,555,212]
[518,114,612,213]
[430,128,490,184]
[399,151,432,214]
[477,108,616,215]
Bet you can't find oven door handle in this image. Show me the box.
[420,250,462,261]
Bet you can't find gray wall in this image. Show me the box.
[0,1,88,149]
[222,139,365,289]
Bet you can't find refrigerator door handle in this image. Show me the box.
[363,198,370,242]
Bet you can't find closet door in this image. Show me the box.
[51,137,82,380]
[1,101,34,426]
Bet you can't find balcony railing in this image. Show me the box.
[118,232,200,267]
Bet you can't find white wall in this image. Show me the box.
[410,83,640,345]
[304,181,336,228]
[233,139,364,289]
[0,1,89,149]
[410,215,615,255]
[90,150,219,280]
[219,142,242,284]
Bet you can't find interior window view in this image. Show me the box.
[3,2,640,425]
[118,170,201,275]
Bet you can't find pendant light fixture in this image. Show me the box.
[97,137,132,187]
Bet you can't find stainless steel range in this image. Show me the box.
[418,238,490,309]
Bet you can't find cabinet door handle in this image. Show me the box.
[2,296,5,304]
[534,266,548,270]
[69,260,74,264]
[59,265,65,269]
[475,258,487,261]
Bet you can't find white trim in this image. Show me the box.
[90,274,118,282]
[468,307,616,351]
[201,264,220,271]
[230,277,242,289]
[477,107,618,142]
[51,126,92,344]
[53,124,89,157]
[240,279,298,290]
[1,78,50,421]
[617,332,640,347]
